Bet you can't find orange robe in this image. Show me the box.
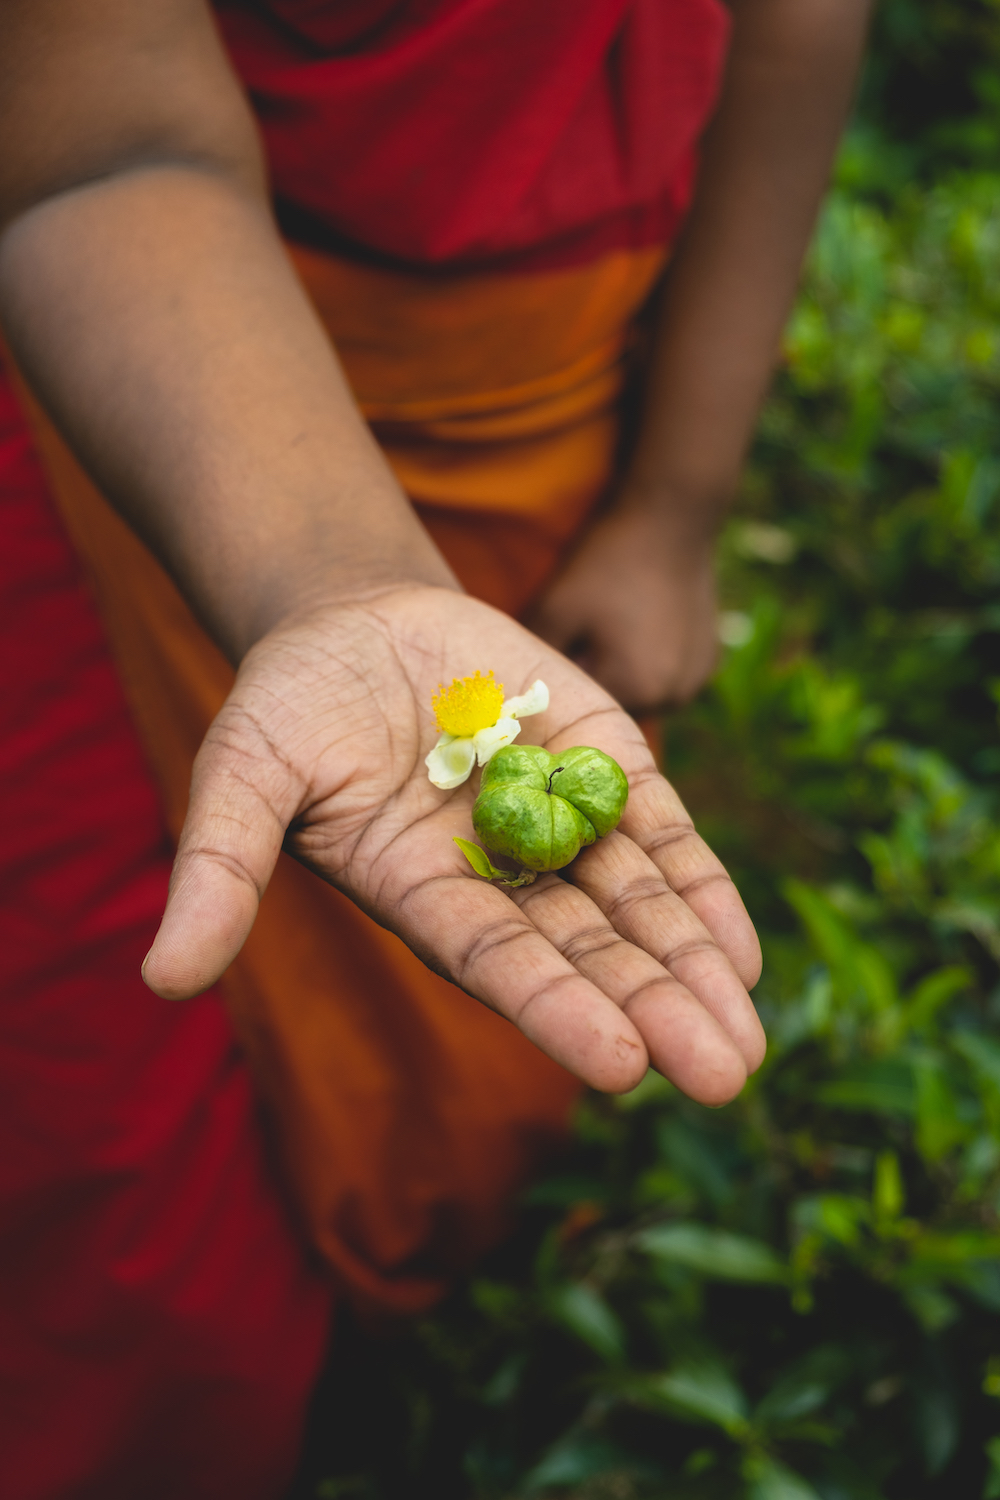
[14,241,667,1315]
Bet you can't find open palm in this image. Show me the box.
[143,585,764,1104]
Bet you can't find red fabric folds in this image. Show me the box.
[0,363,332,1500]
[215,0,730,269]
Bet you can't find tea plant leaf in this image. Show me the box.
[636,1223,786,1283]
[816,1058,917,1116]
[745,1455,823,1500]
[453,836,505,880]
[639,1360,750,1436]
[546,1282,626,1364]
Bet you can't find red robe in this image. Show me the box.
[215,0,728,268]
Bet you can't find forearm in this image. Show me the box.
[0,0,454,663]
[0,170,454,661]
[624,0,873,524]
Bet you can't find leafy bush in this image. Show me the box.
[296,8,1000,1498]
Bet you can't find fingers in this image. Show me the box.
[511,876,747,1106]
[388,871,650,1093]
[527,516,720,711]
[141,713,301,999]
[620,771,764,991]
[567,829,766,1072]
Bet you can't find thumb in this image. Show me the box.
[141,724,297,1000]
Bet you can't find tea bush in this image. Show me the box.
[299,6,1000,1497]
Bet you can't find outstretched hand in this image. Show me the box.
[142,585,764,1104]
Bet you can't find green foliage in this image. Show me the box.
[454,836,509,881]
[296,9,1000,1498]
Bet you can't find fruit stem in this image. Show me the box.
[545,766,565,794]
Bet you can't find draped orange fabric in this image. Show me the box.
[13,240,667,1315]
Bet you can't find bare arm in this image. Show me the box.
[0,0,764,1102]
[0,0,455,661]
[531,0,873,710]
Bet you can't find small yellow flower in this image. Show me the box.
[425,672,549,790]
[432,670,506,738]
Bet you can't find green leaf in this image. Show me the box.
[911,1230,1000,1267]
[744,1455,822,1500]
[453,836,505,880]
[546,1282,626,1364]
[794,1193,871,1248]
[816,1058,916,1116]
[912,1366,960,1475]
[453,836,536,887]
[907,1231,1000,1314]
[654,1118,735,1208]
[640,1360,750,1436]
[873,1149,905,1223]
[480,1352,525,1407]
[959,1261,1000,1313]
[914,1054,966,1162]
[754,1345,851,1428]
[783,880,856,971]
[984,1434,1000,1500]
[636,1223,786,1283]
[952,1031,1000,1091]
[522,1435,644,1493]
[904,965,972,1031]
[783,879,897,1012]
[902,1285,961,1333]
[754,1379,829,1426]
[615,1068,675,1111]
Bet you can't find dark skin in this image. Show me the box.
[0,0,871,1104]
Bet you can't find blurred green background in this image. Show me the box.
[296,4,1000,1495]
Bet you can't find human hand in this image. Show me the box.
[142,585,763,1104]
[527,500,721,713]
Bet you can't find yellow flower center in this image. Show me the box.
[432,670,505,738]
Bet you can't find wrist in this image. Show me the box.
[173,463,458,662]
[231,548,459,663]
[610,475,731,550]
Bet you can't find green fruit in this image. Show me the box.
[472,744,628,873]
[547,745,630,838]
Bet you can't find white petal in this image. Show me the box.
[425,735,476,789]
[472,716,521,766]
[503,679,549,720]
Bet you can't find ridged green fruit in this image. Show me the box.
[472,744,628,872]
[546,745,630,838]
